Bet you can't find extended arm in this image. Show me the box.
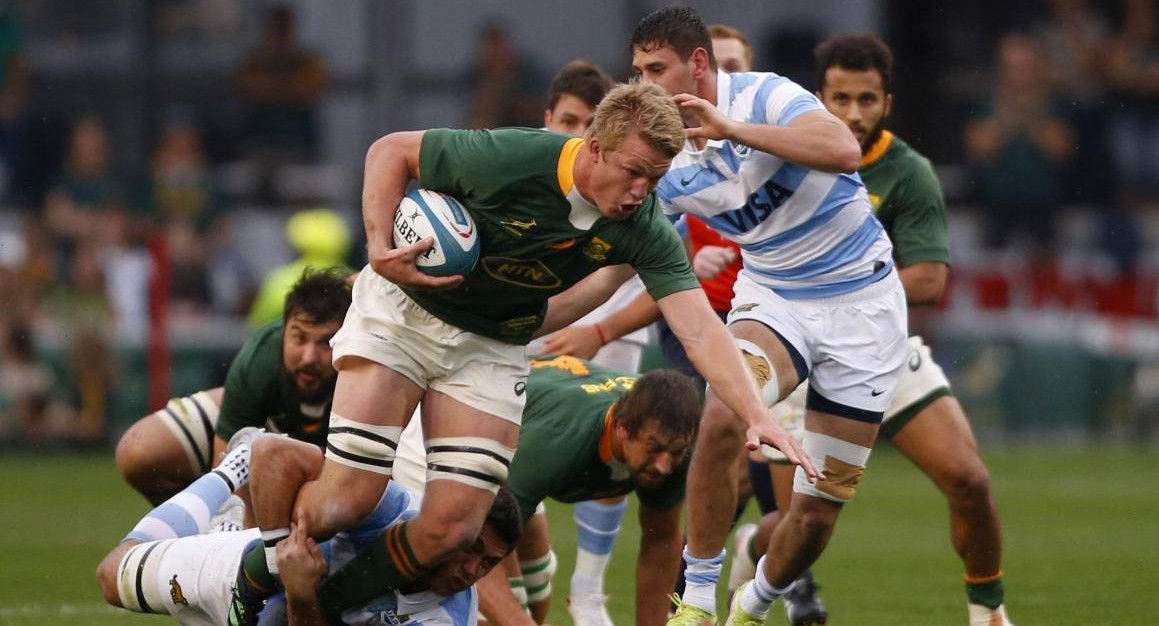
[535,265,637,339]
[635,504,683,626]
[656,289,820,479]
[539,289,661,358]
[477,554,539,626]
[677,94,860,174]
[898,261,948,306]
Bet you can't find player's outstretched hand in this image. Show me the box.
[372,237,465,291]
[675,93,738,142]
[539,325,602,360]
[278,511,327,598]
[746,417,824,482]
[692,245,737,280]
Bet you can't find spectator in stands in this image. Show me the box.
[145,107,225,316]
[1037,0,1115,203]
[43,115,129,268]
[963,32,1075,249]
[464,21,548,129]
[237,4,327,202]
[0,5,38,208]
[39,241,116,444]
[1106,0,1159,198]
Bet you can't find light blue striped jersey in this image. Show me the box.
[657,71,893,299]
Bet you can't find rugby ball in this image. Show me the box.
[392,189,480,277]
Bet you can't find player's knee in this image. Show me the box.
[252,434,323,482]
[413,513,483,555]
[786,496,841,536]
[699,401,746,452]
[114,424,151,481]
[945,462,993,513]
[95,550,125,607]
[792,431,871,504]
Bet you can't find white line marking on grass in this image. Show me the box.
[0,602,126,617]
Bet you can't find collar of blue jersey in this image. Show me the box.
[698,69,733,151]
[396,589,445,616]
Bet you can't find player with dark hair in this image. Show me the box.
[474,358,700,626]
[744,32,1014,626]
[97,431,523,626]
[625,7,908,626]
[544,59,616,137]
[115,268,353,505]
[231,81,817,626]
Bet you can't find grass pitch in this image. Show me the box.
[0,445,1155,625]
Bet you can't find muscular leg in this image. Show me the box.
[891,396,1002,578]
[680,321,799,614]
[311,388,520,620]
[116,388,224,504]
[760,410,877,588]
[287,359,424,538]
[239,358,422,601]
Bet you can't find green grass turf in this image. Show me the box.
[0,446,1156,625]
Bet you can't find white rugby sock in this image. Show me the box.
[681,547,725,613]
[738,555,791,618]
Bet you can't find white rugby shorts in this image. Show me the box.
[729,269,907,422]
[763,335,953,461]
[331,266,530,425]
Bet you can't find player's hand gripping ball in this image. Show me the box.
[392,189,480,277]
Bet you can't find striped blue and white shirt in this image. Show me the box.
[658,71,893,299]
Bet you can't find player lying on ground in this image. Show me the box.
[97,430,522,626]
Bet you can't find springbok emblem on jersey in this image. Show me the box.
[169,574,189,606]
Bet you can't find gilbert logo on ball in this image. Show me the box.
[393,189,480,277]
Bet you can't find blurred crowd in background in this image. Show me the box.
[1,0,1158,447]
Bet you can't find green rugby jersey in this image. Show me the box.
[859,131,950,267]
[505,355,688,522]
[215,321,330,447]
[411,128,698,344]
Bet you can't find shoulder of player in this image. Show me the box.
[883,134,937,173]
[227,321,283,383]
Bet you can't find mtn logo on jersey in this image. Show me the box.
[482,257,561,289]
[582,237,611,262]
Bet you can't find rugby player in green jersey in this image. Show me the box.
[232,82,820,626]
[739,33,1016,626]
[115,269,351,505]
[474,355,699,626]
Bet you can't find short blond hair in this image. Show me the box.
[586,82,684,159]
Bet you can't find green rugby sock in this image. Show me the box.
[965,572,1005,610]
[241,542,281,593]
[317,521,427,621]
